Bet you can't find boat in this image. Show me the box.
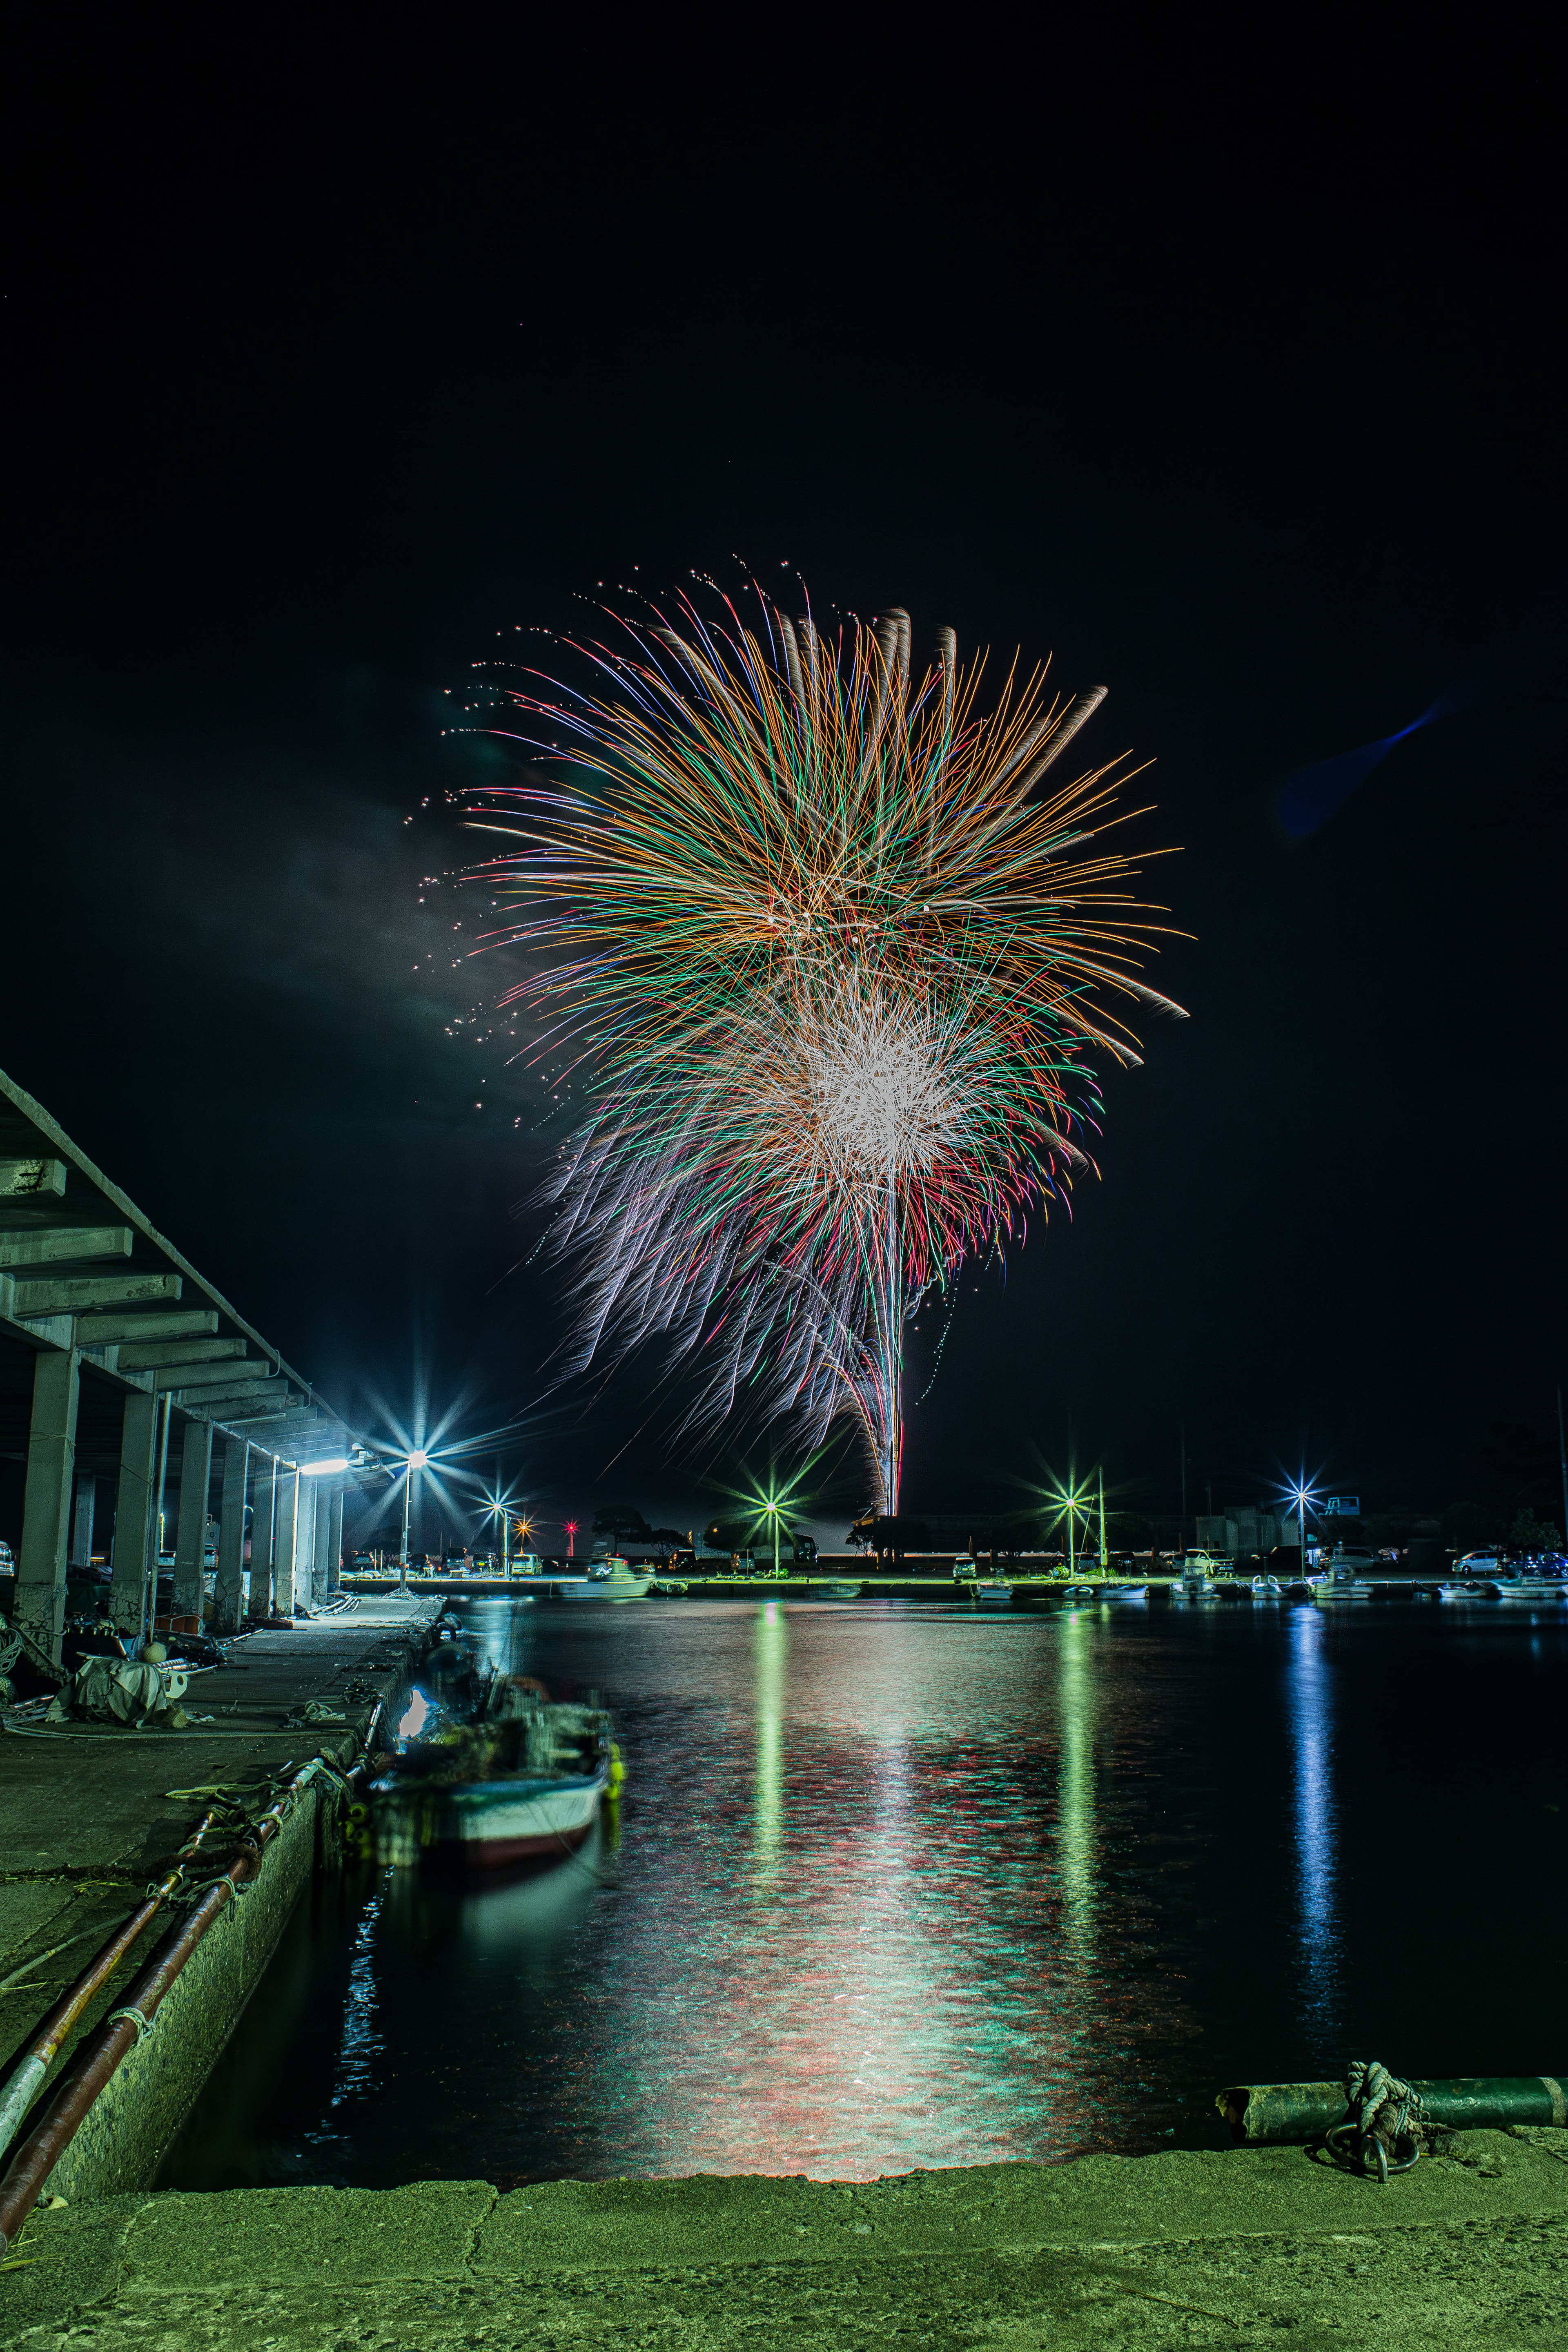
[371,1674,616,1870]
[973,1578,1014,1609]
[1438,1579,1499,1601]
[551,1556,653,1602]
[1494,1558,1568,1603]
[815,1579,862,1601]
[648,1576,690,1597]
[1061,1583,1100,1604]
[1251,1575,1284,1599]
[1102,1582,1148,1602]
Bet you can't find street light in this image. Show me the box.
[400,1448,431,1588]
[760,1493,782,1578]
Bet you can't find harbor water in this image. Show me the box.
[160,1594,1568,2189]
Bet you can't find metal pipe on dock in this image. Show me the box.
[0,1758,341,2251]
[1218,2076,1568,2144]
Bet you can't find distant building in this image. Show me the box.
[1195,1507,1285,1556]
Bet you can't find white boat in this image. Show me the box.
[1495,1562,1568,1603]
[372,1685,615,1870]
[552,1557,653,1603]
[973,1579,1014,1609]
[815,1579,862,1601]
[1439,1579,1499,1601]
[1102,1582,1148,1602]
[1251,1575,1284,1599]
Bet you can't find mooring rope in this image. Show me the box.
[1325,2059,1427,2182]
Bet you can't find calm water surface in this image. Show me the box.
[162,1596,1568,2187]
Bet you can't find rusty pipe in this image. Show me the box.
[0,1806,227,2163]
[0,1763,326,2252]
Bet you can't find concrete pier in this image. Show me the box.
[0,1594,438,2207]
[2,2128,1564,2346]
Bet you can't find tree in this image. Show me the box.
[592,1505,655,1543]
[1509,1508,1564,1554]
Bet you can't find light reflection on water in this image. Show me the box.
[1287,1607,1339,2041]
[160,1596,1568,2191]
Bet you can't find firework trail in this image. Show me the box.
[467,588,1180,1509]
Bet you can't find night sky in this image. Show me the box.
[8,41,1565,1546]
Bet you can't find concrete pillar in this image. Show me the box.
[293,1476,317,1616]
[172,1416,213,1624]
[311,1476,334,1605]
[272,1464,299,1617]
[15,1346,80,1665]
[247,1454,277,1622]
[109,1388,159,1639]
[214,1435,249,1634]
[327,1483,345,1593]
[69,1472,96,1568]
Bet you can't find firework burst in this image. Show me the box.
[467,587,1180,1507]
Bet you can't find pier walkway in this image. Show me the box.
[0,1592,438,2204]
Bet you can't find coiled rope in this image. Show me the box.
[1325,2059,1427,2182]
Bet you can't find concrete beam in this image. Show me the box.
[214,1436,249,1635]
[3,1271,182,1314]
[69,1470,96,1568]
[109,1389,160,1638]
[247,1454,277,1622]
[0,1226,134,1269]
[152,1356,260,1391]
[117,1336,246,1371]
[74,1309,218,1345]
[172,1415,213,1623]
[273,1463,300,1615]
[0,1157,67,1200]
[13,1347,80,1663]
[326,1483,345,1594]
[183,1384,295,1416]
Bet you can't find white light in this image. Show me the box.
[397,1690,431,1740]
[301,1456,351,1476]
[407,1449,430,1470]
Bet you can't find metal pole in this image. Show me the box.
[1098,1467,1105,1570]
[773,1507,780,1578]
[1558,1384,1568,1548]
[399,1467,410,1592]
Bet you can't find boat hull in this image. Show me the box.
[427,1770,607,1868]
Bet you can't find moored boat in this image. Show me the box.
[815,1579,862,1601]
[552,1557,653,1602]
[372,1676,617,1870]
[973,1578,1014,1609]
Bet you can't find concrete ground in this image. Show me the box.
[1,2130,1564,2348]
[0,1596,437,2091]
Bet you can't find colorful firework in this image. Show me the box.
[466,588,1180,1508]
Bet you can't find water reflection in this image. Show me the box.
[752,1599,785,1888]
[1056,1607,1096,1972]
[1287,1605,1339,2042]
[156,1596,1568,2193]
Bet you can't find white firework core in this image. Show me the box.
[799,993,965,1185]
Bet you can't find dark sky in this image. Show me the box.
[7,37,1565,1545]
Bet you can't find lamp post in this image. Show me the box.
[564,1520,578,1560]
[400,1449,429,1590]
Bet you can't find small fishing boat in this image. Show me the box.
[1061,1583,1100,1604]
[1102,1582,1148,1602]
[974,1578,1014,1610]
[1495,1562,1568,1603]
[815,1579,862,1601]
[1251,1574,1283,1599]
[552,1557,653,1603]
[372,1675,616,1870]
[1439,1579,1499,1602]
